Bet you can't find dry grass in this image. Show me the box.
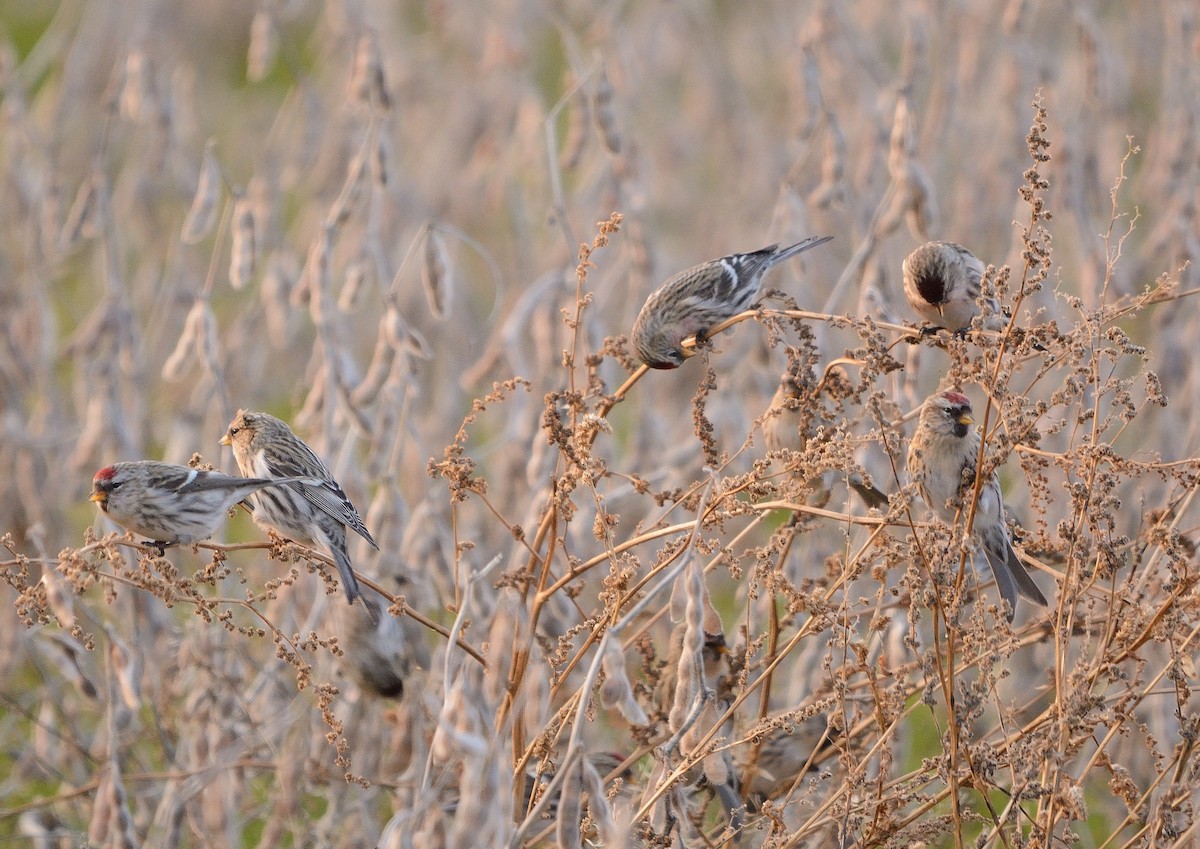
[1,1,1199,847]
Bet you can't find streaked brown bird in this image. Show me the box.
[631,236,833,369]
[90,461,317,549]
[222,410,378,606]
[902,241,1006,332]
[906,390,1048,620]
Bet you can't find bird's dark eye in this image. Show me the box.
[109,481,123,491]
[229,427,239,436]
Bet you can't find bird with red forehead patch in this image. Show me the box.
[91,461,320,550]
[906,390,1048,620]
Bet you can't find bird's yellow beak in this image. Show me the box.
[955,412,974,425]
[89,490,106,504]
[219,433,232,446]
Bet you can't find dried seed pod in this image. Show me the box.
[796,46,823,139]
[306,224,333,327]
[422,225,451,319]
[262,250,298,344]
[111,640,141,710]
[349,31,389,111]
[809,117,846,209]
[87,772,112,847]
[39,567,74,629]
[383,303,432,359]
[339,259,370,313]
[119,50,153,122]
[599,637,649,725]
[229,196,256,289]
[902,160,939,241]
[327,151,366,229]
[559,78,591,170]
[180,141,220,244]
[888,94,917,170]
[370,129,391,187]
[156,315,190,378]
[162,298,215,381]
[59,171,101,253]
[107,765,137,849]
[554,757,583,848]
[350,321,395,407]
[33,701,59,767]
[246,9,278,83]
[593,64,621,155]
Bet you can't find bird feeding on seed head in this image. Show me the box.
[906,389,1048,621]
[630,235,834,369]
[902,241,1007,333]
[90,461,320,549]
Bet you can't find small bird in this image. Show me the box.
[221,410,378,606]
[736,715,836,807]
[90,461,317,549]
[906,390,1048,620]
[631,236,833,369]
[902,241,1006,333]
[762,373,890,510]
[338,588,429,699]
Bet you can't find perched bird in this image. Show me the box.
[902,241,1006,333]
[90,461,317,549]
[736,715,836,808]
[762,373,890,510]
[221,410,377,606]
[338,588,428,699]
[631,236,833,369]
[906,390,1048,621]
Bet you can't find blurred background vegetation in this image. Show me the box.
[1,0,1198,846]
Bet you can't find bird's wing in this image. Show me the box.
[259,439,332,480]
[172,469,253,493]
[298,481,379,548]
[252,447,377,547]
